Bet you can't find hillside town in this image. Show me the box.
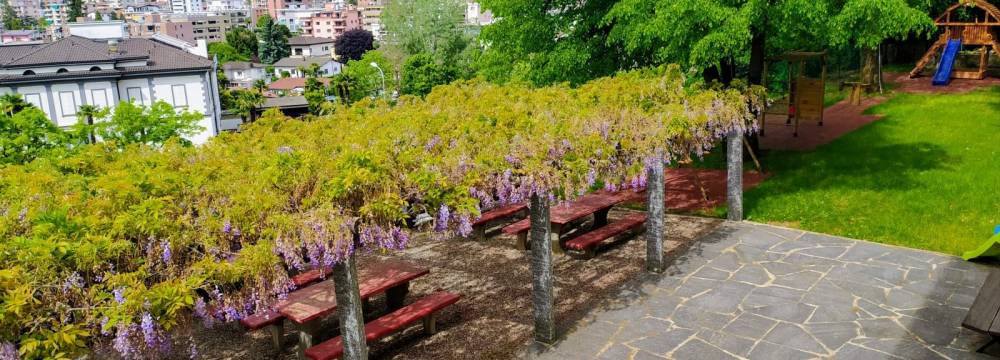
[0,0,491,142]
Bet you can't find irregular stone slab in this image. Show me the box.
[805,321,859,350]
[747,340,817,360]
[721,312,777,340]
[832,343,905,360]
[773,270,824,290]
[730,265,771,286]
[697,329,756,358]
[855,338,949,360]
[750,303,817,323]
[670,338,741,360]
[626,328,695,355]
[763,322,828,355]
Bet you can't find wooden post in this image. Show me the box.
[727,131,744,221]
[646,160,665,273]
[332,251,368,360]
[529,194,555,344]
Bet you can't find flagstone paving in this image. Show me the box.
[525,222,996,359]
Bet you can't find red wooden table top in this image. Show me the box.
[277,259,429,324]
[548,190,639,225]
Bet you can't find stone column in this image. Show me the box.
[646,161,665,273]
[529,194,555,343]
[332,251,368,360]
[727,131,744,221]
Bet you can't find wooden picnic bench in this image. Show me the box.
[303,291,461,360]
[962,268,1000,353]
[241,259,429,354]
[564,213,647,259]
[470,203,527,239]
[501,190,640,253]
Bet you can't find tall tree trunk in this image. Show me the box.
[645,160,665,273]
[332,252,368,360]
[727,131,744,221]
[861,47,880,91]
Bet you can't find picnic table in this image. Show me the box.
[275,259,429,358]
[503,190,640,253]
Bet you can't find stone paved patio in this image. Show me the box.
[525,222,996,359]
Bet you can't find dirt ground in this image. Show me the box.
[174,211,721,360]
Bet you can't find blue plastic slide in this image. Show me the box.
[932,38,962,86]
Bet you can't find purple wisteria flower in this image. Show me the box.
[113,288,126,304]
[222,220,232,235]
[457,214,473,237]
[161,240,172,264]
[16,208,26,222]
[99,317,111,336]
[62,272,83,291]
[112,325,137,359]
[194,298,214,328]
[277,145,293,154]
[0,341,17,360]
[434,204,450,232]
[425,135,440,151]
[188,337,198,359]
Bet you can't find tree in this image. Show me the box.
[93,11,102,21]
[0,107,68,165]
[95,101,203,147]
[66,0,83,22]
[401,53,457,96]
[74,104,106,144]
[208,42,250,64]
[2,0,23,30]
[0,93,31,116]
[334,29,375,62]
[381,0,470,62]
[255,15,291,64]
[476,0,627,86]
[829,0,934,88]
[109,11,118,20]
[341,51,394,102]
[226,26,259,60]
[231,89,265,122]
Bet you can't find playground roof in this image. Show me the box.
[934,0,1000,25]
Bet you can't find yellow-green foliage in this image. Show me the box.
[0,65,760,358]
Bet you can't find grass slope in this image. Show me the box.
[745,87,1000,255]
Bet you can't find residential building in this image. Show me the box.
[272,56,341,78]
[288,36,333,58]
[358,0,387,40]
[42,0,67,39]
[465,2,492,26]
[0,30,42,44]
[171,0,204,14]
[267,76,330,95]
[222,61,268,88]
[0,36,222,144]
[306,3,361,40]
[161,14,234,43]
[206,0,245,11]
[9,0,42,19]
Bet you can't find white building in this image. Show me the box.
[0,36,223,144]
[272,56,342,78]
[66,21,129,40]
[288,36,334,58]
[222,61,268,88]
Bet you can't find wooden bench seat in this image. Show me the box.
[471,203,528,238]
[304,291,461,360]
[501,218,531,235]
[564,213,647,259]
[291,266,334,287]
[962,268,1000,352]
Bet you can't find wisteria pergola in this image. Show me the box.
[0,66,761,359]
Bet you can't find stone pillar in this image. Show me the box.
[646,161,665,273]
[529,194,555,343]
[332,251,368,360]
[727,131,744,221]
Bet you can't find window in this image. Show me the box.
[89,66,101,71]
[22,70,34,75]
[170,84,188,108]
[23,93,42,108]
[58,91,77,116]
[56,68,68,73]
[89,89,109,108]
[126,87,144,105]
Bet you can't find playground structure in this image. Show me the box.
[910,0,1000,85]
[761,51,827,137]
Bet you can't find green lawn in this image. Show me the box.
[745,87,1000,255]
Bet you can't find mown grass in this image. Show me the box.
[744,87,1000,255]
